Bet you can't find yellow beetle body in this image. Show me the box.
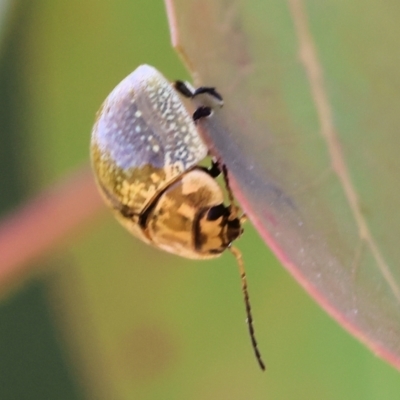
[91,65,241,259]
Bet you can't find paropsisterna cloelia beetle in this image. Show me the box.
[90,64,265,371]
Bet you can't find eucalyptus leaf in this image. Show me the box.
[166,0,400,369]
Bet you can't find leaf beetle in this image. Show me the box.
[90,65,265,370]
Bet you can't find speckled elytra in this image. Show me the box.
[90,65,265,371]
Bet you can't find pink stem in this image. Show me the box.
[0,166,105,290]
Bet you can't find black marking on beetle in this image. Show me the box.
[193,203,241,255]
[209,249,222,255]
[207,204,227,221]
[193,207,218,254]
[225,217,242,244]
[119,204,137,219]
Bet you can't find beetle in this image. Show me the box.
[90,64,265,370]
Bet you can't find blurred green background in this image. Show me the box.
[1,1,400,399]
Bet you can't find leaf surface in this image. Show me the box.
[166,0,400,369]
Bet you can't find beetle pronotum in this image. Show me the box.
[90,65,265,370]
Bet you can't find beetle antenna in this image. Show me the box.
[229,245,266,371]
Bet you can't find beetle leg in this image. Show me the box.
[208,159,222,178]
[175,80,223,122]
[174,80,194,97]
[192,87,223,102]
[174,81,224,103]
[174,81,218,99]
[193,106,212,122]
[200,158,221,178]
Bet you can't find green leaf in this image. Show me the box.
[167,0,400,370]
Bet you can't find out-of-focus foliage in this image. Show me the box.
[0,1,399,399]
[0,0,12,53]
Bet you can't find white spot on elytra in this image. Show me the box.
[153,145,160,152]
[135,125,141,133]
[135,110,142,118]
